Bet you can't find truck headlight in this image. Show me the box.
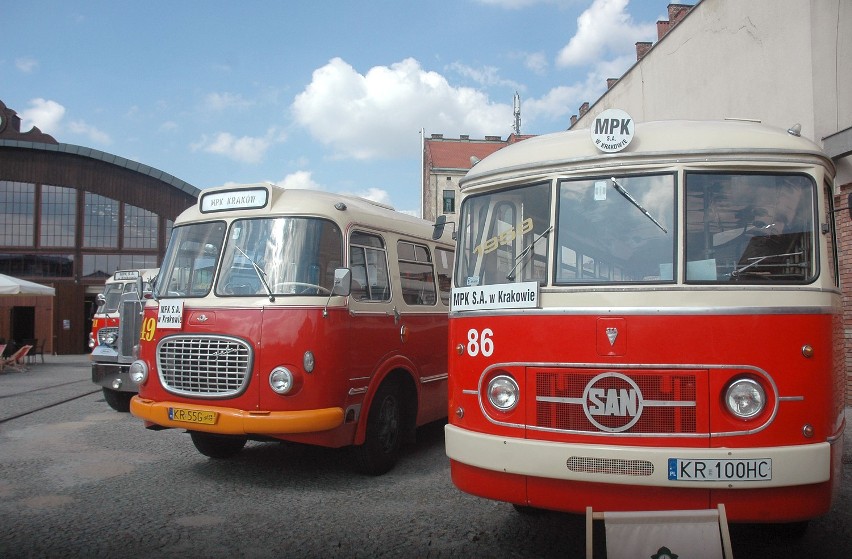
[129,360,148,384]
[487,374,519,412]
[725,378,766,419]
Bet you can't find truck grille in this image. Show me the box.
[535,370,698,435]
[157,335,252,397]
[97,327,119,345]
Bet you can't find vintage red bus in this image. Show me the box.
[129,183,454,474]
[445,114,845,525]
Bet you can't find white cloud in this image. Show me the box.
[67,120,111,145]
[292,57,511,160]
[19,98,65,135]
[447,62,523,90]
[523,52,548,75]
[192,127,284,164]
[556,0,656,67]
[275,170,323,190]
[18,98,112,145]
[15,56,38,73]
[203,92,254,111]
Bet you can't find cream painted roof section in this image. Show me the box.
[177,182,453,245]
[461,120,834,189]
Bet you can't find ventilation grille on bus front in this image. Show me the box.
[157,335,252,398]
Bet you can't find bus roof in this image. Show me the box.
[460,119,835,188]
[177,183,453,245]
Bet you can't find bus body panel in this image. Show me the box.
[447,118,844,523]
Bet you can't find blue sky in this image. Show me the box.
[3,0,666,216]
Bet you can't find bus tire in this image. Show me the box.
[190,432,247,459]
[353,381,402,476]
[102,388,133,412]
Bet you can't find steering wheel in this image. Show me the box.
[271,282,331,295]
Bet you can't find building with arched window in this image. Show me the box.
[0,99,199,354]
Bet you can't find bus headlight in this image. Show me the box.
[103,332,118,348]
[487,374,519,411]
[725,378,765,419]
[270,367,295,394]
[129,360,148,384]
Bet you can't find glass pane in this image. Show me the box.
[685,173,815,283]
[0,181,35,246]
[350,233,390,302]
[83,193,119,248]
[455,182,551,287]
[216,218,342,296]
[40,185,77,247]
[398,242,436,305]
[124,204,159,249]
[157,222,227,297]
[556,175,675,284]
[435,248,453,305]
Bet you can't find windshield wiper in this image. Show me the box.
[731,251,804,278]
[233,245,275,302]
[507,225,552,280]
[610,177,668,233]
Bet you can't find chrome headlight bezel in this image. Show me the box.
[487,374,520,412]
[269,366,295,395]
[129,360,148,384]
[724,377,766,419]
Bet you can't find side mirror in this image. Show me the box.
[433,215,457,240]
[324,268,351,318]
[433,215,447,240]
[331,268,351,297]
[96,293,106,308]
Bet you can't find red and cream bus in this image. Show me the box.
[129,183,454,475]
[445,113,845,525]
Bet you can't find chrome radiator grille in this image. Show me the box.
[97,327,119,345]
[535,370,698,435]
[157,335,252,397]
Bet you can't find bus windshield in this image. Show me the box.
[156,221,227,298]
[684,172,815,283]
[101,283,126,313]
[216,217,342,297]
[556,174,675,284]
[455,182,551,288]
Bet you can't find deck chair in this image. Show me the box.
[586,504,733,559]
[2,345,33,373]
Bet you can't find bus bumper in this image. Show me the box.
[91,362,136,393]
[130,397,345,435]
[445,424,831,489]
[446,424,839,521]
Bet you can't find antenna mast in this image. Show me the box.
[512,91,521,135]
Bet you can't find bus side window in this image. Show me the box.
[350,232,390,302]
[435,248,453,306]
[398,241,437,306]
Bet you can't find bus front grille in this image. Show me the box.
[157,335,252,397]
[535,370,698,435]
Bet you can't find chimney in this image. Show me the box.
[657,20,671,40]
[578,102,589,118]
[430,133,443,139]
[607,78,619,89]
[668,4,692,26]
[636,41,652,60]
[570,115,578,127]
[485,135,501,141]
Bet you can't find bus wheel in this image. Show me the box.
[190,432,247,459]
[102,388,133,412]
[353,382,402,476]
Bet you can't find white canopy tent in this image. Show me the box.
[0,274,56,296]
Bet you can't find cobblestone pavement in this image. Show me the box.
[0,357,849,558]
